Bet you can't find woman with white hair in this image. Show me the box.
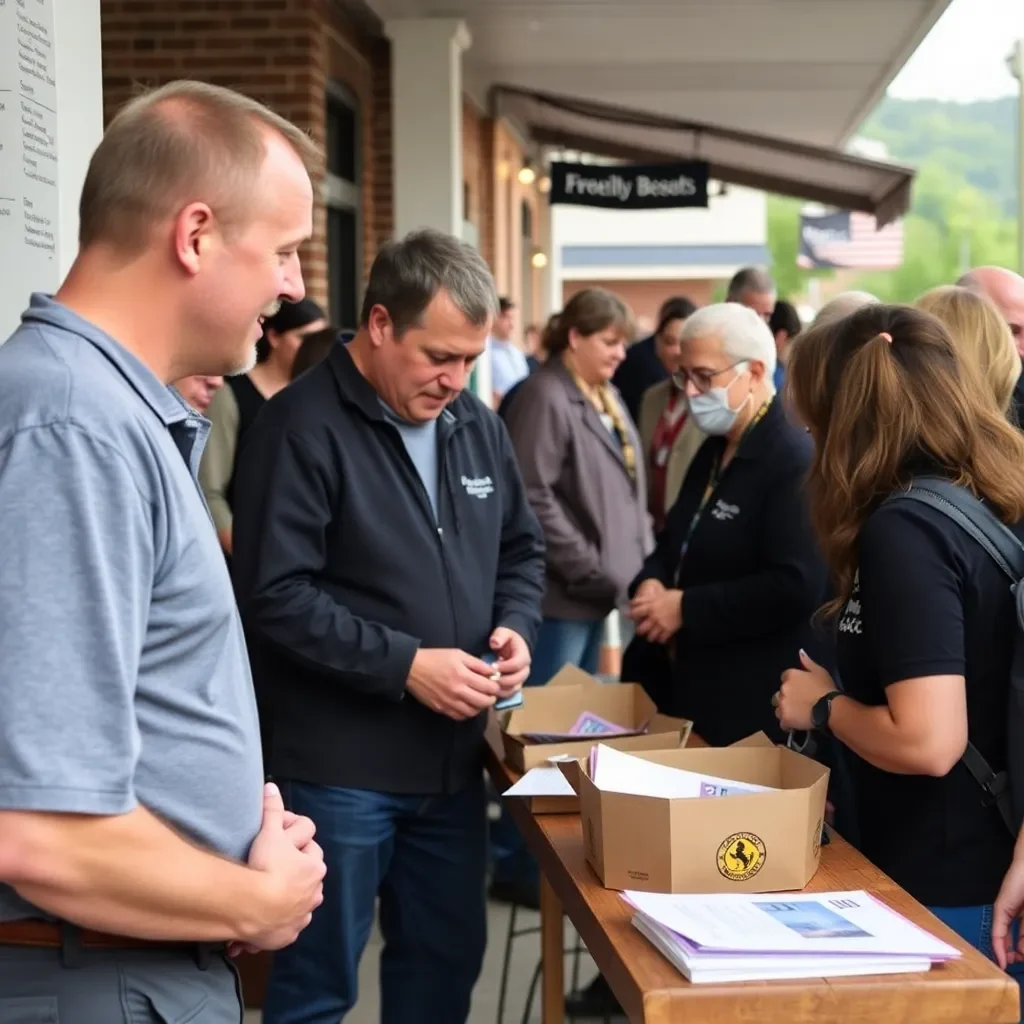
[627,303,828,744]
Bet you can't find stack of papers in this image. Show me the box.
[590,744,776,799]
[625,890,961,984]
[522,711,648,744]
[504,743,780,801]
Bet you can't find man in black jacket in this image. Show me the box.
[232,230,546,1024]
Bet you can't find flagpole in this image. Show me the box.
[1008,40,1024,274]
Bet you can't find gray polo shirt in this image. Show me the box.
[0,294,264,922]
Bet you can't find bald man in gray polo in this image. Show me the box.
[0,295,266,1016]
[0,80,326,1023]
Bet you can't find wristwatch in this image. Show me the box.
[811,690,844,733]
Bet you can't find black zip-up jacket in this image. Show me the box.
[231,343,546,794]
[629,397,827,746]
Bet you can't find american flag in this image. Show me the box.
[797,210,904,270]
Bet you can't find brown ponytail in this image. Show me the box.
[787,304,1024,615]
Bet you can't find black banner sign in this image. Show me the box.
[549,160,709,210]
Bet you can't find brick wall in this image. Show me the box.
[98,0,386,310]
[97,0,537,316]
[461,98,494,267]
[367,46,394,267]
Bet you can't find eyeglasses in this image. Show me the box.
[672,360,747,394]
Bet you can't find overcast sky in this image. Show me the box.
[889,0,1024,101]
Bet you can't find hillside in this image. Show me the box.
[768,94,1020,302]
[858,95,1017,216]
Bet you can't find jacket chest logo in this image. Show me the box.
[710,498,740,521]
[462,474,494,500]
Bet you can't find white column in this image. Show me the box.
[385,18,470,240]
[0,0,102,341]
[386,18,493,403]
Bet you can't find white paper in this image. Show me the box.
[0,0,61,337]
[633,916,933,984]
[591,744,775,799]
[624,890,960,959]
[504,766,576,798]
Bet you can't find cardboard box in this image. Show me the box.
[562,734,829,894]
[499,664,692,774]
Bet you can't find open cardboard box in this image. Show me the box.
[517,727,694,815]
[559,733,829,894]
[499,664,692,775]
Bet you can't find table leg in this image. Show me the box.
[540,873,565,1024]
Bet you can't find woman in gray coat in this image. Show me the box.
[503,288,653,684]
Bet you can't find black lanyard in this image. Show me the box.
[676,399,772,574]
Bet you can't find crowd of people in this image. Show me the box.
[4,77,1024,1024]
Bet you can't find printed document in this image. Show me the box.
[590,744,776,799]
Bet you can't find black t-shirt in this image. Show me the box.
[837,498,1019,907]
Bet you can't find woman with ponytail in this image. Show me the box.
[776,303,1024,987]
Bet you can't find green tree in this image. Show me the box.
[764,95,1020,306]
[851,164,1017,303]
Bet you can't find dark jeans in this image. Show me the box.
[490,617,604,889]
[929,904,1024,1015]
[264,777,488,1024]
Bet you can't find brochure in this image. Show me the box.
[521,711,648,744]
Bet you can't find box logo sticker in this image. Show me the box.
[717,832,766,881]
[812,817,824,857]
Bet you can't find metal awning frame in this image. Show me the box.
[491,85,914,226]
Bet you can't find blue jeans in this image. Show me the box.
[526,617,604,686]
[929,904,1024,1014]
[264,777,488,1024]
[490,617,605,889]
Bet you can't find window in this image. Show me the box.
[327,207,359,329]
[326,95,357,182]
[324,81,361,329]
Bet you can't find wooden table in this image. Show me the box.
[485,727,1021,1024]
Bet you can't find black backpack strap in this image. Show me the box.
[961,742,1016,835]
[886,476,1024,837]
[890,477,1024,584]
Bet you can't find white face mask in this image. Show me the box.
[687,364,750,436]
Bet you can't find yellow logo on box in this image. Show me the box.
[717,832,766,881]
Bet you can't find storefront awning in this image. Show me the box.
[492,86,914,227]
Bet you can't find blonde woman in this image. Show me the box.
[916,285,1019,415]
